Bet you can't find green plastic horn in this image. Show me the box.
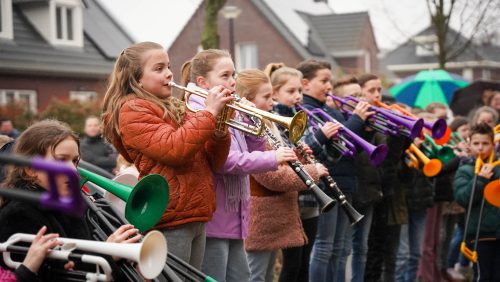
[424,134,456,163]
[78,167,169,232]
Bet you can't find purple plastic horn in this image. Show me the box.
[328,94,424,140]
[309,108,389,166]
[0,154,85,216]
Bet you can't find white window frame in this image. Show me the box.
[0,0,13,40]
[482,69,491,80]
[69,90,97,102]
[462,68,473,81]
[51,0,83,47]
[0,89,37,113]
[235,42,258,70]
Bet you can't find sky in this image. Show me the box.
[99,0,433,51]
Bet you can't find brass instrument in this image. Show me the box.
[168,81,308,144]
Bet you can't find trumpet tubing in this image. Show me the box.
[168,81,307,144]
[1,231,167,280]
[407,144,442,177]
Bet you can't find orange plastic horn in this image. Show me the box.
[408,144,442,177]
[484,179,500,207]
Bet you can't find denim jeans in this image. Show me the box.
[395,209,427,282]
[447,222,470,268]
[346,204,374,282]
[310,194,352,282]
[202,238,250,282]
[247,250,277,282]
[309,205,339,282]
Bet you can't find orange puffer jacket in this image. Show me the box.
[112,98,230,229]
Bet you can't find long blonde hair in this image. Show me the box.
[180,49,231,91]
[102,42,185,145]
[235,69,270,101]
[263,63,303,92]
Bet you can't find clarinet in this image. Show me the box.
[252,117,336,213]
[295,142,364,225]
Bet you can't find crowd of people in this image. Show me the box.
[0,41,499,282]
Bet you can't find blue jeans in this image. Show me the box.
[310,194,352,282]
[309,205,339,282]
[395,209,427,282]
[346,204,374,282]
[447,223,470,268]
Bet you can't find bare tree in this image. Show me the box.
[382,0,499,69]
[425,0,499,69]
[201,0,227,49]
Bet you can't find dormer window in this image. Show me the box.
[414,35,438,56]
[0,0,13,40]
[52,0,82,47]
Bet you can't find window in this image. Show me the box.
[0,0,13,40]
[236,43,258,70]
[51,0,82,47]
[462,68,473,81]
[0,90,37,112]
[414,35,438,57]
[55,5,74,41]
[482,69,491,80]
[70,91,97,103]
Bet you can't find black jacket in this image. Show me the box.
[80,135,117,174]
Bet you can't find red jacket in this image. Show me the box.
[111,98,230,229]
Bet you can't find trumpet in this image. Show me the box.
[168,81,308,144]
[328,94,424,139]
[0,231,167,281]
[406,144,442,177]
[296,104,388,166]
[374,100,450,143]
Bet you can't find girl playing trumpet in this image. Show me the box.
[102,42,233,271]
[181,50,297,282]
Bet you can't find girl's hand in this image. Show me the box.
[22,226,61,274]
[205,86,234,117]
[275,147,297,163]
[478,163,494,179]
[352,101,374,121]
[320,122,341,139]
[107,224,142,244]
[315,163,329,177]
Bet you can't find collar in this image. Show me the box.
[302,94,325,108]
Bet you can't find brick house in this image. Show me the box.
[381,26,500,82]
[168,0,379,81]
[0,0,134,112]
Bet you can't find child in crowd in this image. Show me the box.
[181,50,296,282]
[102,42,233,270]
[0,119,140,281]
[454,123,500,281]
[239,68,328,282]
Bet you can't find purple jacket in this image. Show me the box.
[186,84,278,239]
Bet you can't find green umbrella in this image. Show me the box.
[389,69,469,109]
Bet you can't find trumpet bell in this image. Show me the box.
[434,127,452,145]
[78,168,169,232]
[288,110,308,144]
[138,230,168,279]
[484,179,500,207]
[423,159,442,177]
[370,144,389,166]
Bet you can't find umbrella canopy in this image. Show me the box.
[450,80,500,116]
[389,69,469,109]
